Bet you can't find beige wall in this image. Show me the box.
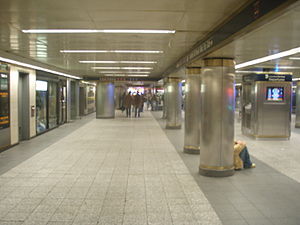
[9,67,19,145]
[9,66,36,145]
[28,70,36,138]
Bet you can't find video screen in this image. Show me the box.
[266,87,284,102]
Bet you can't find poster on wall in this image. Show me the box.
[0,63,10,130]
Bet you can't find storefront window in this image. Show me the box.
[36,80,48,134]
[0,74,9,129]
[48,82,57,129]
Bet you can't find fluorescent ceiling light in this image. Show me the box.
[98,71,151,74]
[92,67,153,70]
[236,70,293,75]
[276,66,300,69]
[104,74,126,77]
[0,56,81,79]
[235,46,300,69]
[293,78,300,81]
[79,60,157,64]
[289,57,300,60]
[22,29,175,34]
[60,50,163,54]
[127,75,149,77]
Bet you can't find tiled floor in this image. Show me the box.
[0,111,222,225]
[153,111,300,225]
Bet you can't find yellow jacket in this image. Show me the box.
[234,142,245,170]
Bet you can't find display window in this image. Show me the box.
[0,73,9,129]
[36,80,59,134]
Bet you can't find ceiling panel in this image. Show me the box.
[0,0,249,78]
[207,1,300,79]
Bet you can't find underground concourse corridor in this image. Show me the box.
[0,111,221,225]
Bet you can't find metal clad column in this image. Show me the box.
[296,81,300,128]
[199,58,235,177]
[162,83,168,119]
[96,82,115,119]
[166,78,182,129]
[184,67,201,154]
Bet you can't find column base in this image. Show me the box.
[96,116,115,119]
[199,165,234,177]
[183,146,200,154]
[166,124,181,129]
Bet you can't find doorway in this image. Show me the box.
[18,72,30,141]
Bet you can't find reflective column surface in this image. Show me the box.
[296,82,300,128]
[96,82,115,119]
[199,58,235,177]
[165,78,182,129]
[162,83,168,119]
[184,67,201,154]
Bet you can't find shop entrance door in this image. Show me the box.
[18,72,30,141]
[59,81,67,125]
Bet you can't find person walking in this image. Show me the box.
[124,91,133,117]
[133,92,143,117]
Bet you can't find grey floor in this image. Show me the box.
[152,111,300,225]
[0,114,95,176]
[0,110,300,225]
[0,111,222,225]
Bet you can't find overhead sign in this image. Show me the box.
[243,74,292,82]
[98,77,158,82]
[165,0,297,75]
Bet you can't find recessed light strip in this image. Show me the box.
[0,56,81,79]
[22,29,175,34]
[127,75,149,77]
[235,46,300,69]
[61,50,163,54]
[79,60,157,64]
[92,67,153,70]
[236,70,293,75]
[289,57,300,60]
[98,71,151,74]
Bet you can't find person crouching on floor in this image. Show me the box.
[234,140,256,170]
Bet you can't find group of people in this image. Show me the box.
[123,91,145,118]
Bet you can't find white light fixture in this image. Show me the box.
[104,74,126,77]
[98,71,151,74]
[236,70,293,75]
[293,78,300,81]
[79,60,157,64]
[235,46,300,69]
[0,56,81,79]
[60,50,163,54]
[289,57,300,60]
[22,29,175,34]
[275,66,300,69]
[92,67,153,70]
[127,75,149,77]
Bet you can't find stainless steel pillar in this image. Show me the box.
[96,82,115,119]
[199,58,235,177]
[296,81,300,128]
[162,83,168,119]
[184,67,201,154]
[166,78,182,129]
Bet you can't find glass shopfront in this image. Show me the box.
[0,73,9,129]
[48,82,58,129]
[36,80,48,133]
[36,79,59,134]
